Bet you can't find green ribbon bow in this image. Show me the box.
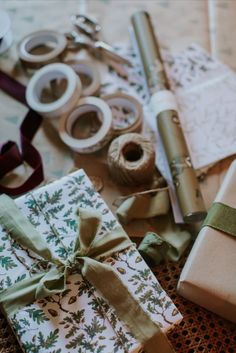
[0,195,174,353]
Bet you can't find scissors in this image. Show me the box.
[67,14,132,67]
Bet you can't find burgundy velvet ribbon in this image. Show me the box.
[0,69,44,196]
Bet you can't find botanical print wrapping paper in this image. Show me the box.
[0,170,182,353]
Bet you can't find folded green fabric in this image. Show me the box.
[138,215,192,266]
[116,188,170,224]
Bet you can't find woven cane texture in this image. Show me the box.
[1,254,236,353]
[155,257,236,353]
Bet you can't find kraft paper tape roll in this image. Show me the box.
[26,63,82,118]
[0,11,13,54]
[150,90,178,117]
[102,92,143,135]
[18,30,67,68]
[59,96,113,153]
[66,60,100,97]
[107,133,155,186]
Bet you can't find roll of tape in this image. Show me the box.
[18,30,67,68]
[59,96,113,153]
[150,90,178,117]
[107,133,155,186]
[26,63,82,118]
[102,92,143,135]
[0,11,13,54]
[66,60,100,97]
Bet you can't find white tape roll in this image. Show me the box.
[0,11,13,54]
[150,90,178,117]
[102,92,143,135]
[18,30,67,68]
[26,63,82,118]
[66,60,100,97]
[59,97,113,153]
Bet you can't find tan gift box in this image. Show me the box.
[177,159,236,323]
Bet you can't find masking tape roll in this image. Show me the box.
[59,96,113,153]
[66,60,100,97]
[0,11,13,54]
[18,30,67,68]
[102,92,143,135]
[26,63,82,118]
[107,133,155,186]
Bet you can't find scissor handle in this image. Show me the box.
[71,14,101,40]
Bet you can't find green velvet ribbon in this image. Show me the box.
[0,195,174,353]
[203,202,236,237]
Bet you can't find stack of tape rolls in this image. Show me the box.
[103,92,143,135]
[66,60,100,97]
[107,133,155,186]
[26,63,82,118]
[59,96,113,153]
[18,30,67,68]
[0,10,13,54]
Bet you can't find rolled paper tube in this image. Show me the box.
[18,30,67,68]
[107,133,155,186]
[131,11,206,223]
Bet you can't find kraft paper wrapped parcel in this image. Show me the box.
[178,160,236,323]
[0,170,182,353]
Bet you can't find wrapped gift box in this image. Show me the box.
[0,170,182,353]
[178,160,236,323]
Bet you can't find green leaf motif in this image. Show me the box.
[84,317,106,339]
[27,214,40,227]
[25,308,49,324]
[85,186,96,197]
[45,189,63,205]
[55,246,68,260]
[63,207,73,218]
[64,218,77,232]
[15,274,27,283]
[73,175,85,185]
[24,329,59,352]
[47,205,65,219]
[0,255,17,270]
[104,220,117,231]
[0,244,5,252]
[5,276,12,288]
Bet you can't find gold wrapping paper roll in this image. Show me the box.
[131,11,206,223]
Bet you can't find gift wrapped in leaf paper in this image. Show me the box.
[0,170,182,353]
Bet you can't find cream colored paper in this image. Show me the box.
[178,159,236,323]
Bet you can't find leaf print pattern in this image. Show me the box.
[0,170,181,353]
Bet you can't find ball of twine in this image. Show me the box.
[107,133,155,186]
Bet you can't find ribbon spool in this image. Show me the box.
[0,10,13,54]
[26,63,82,118]
[66,60,100,97]
[103,92,143,135]
[107,133,155,186]
[18,30,67,68]
[59,96,113,153]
